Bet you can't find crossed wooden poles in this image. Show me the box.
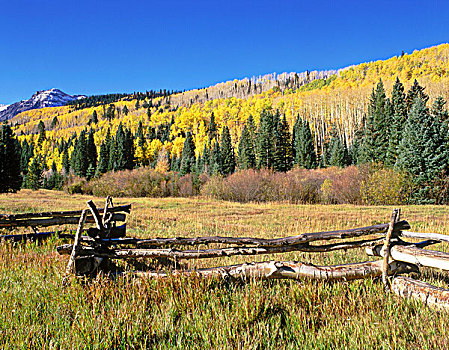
[3,200,438,310]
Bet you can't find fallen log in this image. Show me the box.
[0,213,126,228]
[57,237,385,259]
[392,276,449,310]
[116,259,417,281]
[0,204,131,221]
[125,221,409,248]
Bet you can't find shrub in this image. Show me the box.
[360,168,412,205]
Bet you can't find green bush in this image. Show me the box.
[360,168,412,205]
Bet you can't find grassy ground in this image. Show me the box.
[1,190,449,349]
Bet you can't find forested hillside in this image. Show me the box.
[4,43,449,203]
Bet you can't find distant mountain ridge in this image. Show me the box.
[0,89,85,121]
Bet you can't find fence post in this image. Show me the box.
[382,208,400,290]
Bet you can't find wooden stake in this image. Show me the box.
[382,208,400,290]
[62,209,88,285]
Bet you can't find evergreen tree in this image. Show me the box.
[293,117,317,169]
[107,136,116,172]
[220,126,236,176]
[135,100,140,110]
[238,125,256,169]
[20,140,34,178]
[0,123,21,192]
[96,141,109,176]
[273,115,293,172]
[62,146,70,175]
[37,120,46,146]
[328,133,350,167]
[256,109,275,169]
[51,116,59,129]
[386,78,407,166]
[73,130,88,177]
[91,110,98,124]
[123,105,129,116]
[397,97,449,202]
[246,114,257,145]
[431,96,449,123]
[210,140,222,175]
[360,79,389,163]
[86,164,96,180]
[26,156,43,190]
[349,126,364,165]
[208,112,218,141]
[406,79,429,112]
[198,141,211,174]
[180,131,196,176]
[115,124,134,171]
[86,129,97,172]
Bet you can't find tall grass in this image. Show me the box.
[1,191,449,348]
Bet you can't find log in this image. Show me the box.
[366,239,440,257]
[116,259,417,282]
[401,231,449,243]
[86,200,104,232]
[0,204,131,221]
[63,209,88,281]
[0,213,127,228]
[390,246,449,271]
[56,237,386,259]
[367,244,449,271]
[131,221,409,248]
[392,276,449,310]
[382,209,400,289]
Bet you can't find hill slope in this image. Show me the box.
[11,43,449,171]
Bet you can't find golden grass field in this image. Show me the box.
[1,190,449,349]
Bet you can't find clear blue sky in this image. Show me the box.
[1,0,448,104]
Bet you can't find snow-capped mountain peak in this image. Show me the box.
[0,89,86,121]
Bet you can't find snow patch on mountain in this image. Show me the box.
[0,104,9,112]
[0,89,86,121]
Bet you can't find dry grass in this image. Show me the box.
[1,190,449,348]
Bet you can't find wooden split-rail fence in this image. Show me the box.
[2,199,449,310]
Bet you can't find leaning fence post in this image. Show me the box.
[62,209,88,285]
[382,208,400,290]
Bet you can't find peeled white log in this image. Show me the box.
[116,259,417,281]
[392,276,449,310]
[367,244,449,271]
[366,240,440,257]
[391,246,449,271]
[401,231,449,243]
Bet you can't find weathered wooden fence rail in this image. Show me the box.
[3,199,449,310]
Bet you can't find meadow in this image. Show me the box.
[1,190,449,349]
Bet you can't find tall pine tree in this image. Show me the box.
[397,97,449,202]
[180,131,196,176]
[0,123,21,192]
[273,115,293,172]
[220,126,236,176]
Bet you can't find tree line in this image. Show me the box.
[2,77,449,204]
